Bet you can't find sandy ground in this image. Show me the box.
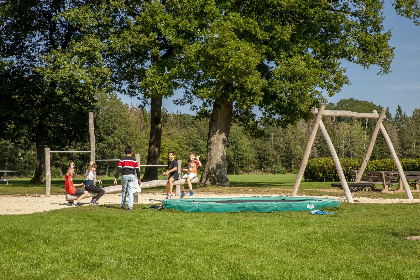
[1,192,420,215]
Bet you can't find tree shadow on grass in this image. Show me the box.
[229,181,290,188]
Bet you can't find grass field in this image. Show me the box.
[1,174,420,279]
[1,203,420,279]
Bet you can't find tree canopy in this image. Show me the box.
[2,0,419,185]
[0,0,109,182]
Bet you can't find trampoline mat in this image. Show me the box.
[162,196,340,213]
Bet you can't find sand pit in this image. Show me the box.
[1,192,420,215]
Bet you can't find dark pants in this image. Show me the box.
[85,185,105,201]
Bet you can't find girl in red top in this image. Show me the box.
[65,162,89,206]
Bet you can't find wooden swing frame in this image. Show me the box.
[291,104,413,203]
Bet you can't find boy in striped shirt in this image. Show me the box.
[114,146,141,210]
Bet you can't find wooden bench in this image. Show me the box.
[0,170,17,185]
[331,170,385,192]
[331,182,376,192]
[405,171,420,191]
[332,170,420,193]
[384,171,420,192]
[65,177,200,202]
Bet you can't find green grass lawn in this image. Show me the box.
[1,203,420,279]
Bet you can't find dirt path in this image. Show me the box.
[1,192,420,215]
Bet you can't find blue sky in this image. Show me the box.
[119,3,420,117]
[328,3,420,117]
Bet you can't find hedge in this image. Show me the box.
[304,158,420,182]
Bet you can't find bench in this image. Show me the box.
[331,170,384,192]
[384,171,420,192]
[331,182,376,192]
[0,170,17,185]
[331,170,392,192]
[332,170,420,193]
[405,171,420,191]
[65,177,200,202]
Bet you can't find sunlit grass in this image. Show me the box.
[1,203,420,279]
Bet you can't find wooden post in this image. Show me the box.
[319,121,353,203]
[133,153,141,204]
[355,109,386,183]
[89,112,95,161]
[89,112,96,181]
[135,154,141,171]
[291,104,325,197]
[380,124,413,200]
[176,160,182,196]
[45,148,51,197]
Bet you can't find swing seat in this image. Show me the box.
[331,182,376,192]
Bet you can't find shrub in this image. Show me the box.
[304,158,420,182]
[273,165,287,174]
[51,167,62,178]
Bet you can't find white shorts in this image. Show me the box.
[182,173,197,180]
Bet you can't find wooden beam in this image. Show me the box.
[291,104,325,197]
[311,108,380,119]
[65,177,199,201]
[380,124,413,200]
[45,148,51,197]
[89,112,95,162]
[319,120,353,203]
[355,109,386,183]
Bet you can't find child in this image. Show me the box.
[163,151,178,199]
[84,160,105,205]
[180,153,202,198]
[65,162,88,207]
[114,146,141,210]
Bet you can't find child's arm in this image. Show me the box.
[196,156,202,167]
[163,166,177,176]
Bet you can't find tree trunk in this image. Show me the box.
[141,96,162,181]
[200,100,233,187]
[29,123,46,184]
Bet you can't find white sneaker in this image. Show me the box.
[168,192,173,199]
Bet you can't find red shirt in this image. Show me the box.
[65,174,76,195]
[187,161,200,174]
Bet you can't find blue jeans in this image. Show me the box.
[121,174,136,208]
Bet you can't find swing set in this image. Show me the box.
[291,104,413,203]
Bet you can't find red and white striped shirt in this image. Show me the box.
[115,156,140,179]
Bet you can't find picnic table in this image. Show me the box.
[332,170,420,193]
[0,170,17,185]
[384,171,420,192]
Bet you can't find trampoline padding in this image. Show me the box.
[162,196,340,213]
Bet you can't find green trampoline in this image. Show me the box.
[162,196,340,213]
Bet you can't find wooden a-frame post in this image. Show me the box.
[291,104,413,202]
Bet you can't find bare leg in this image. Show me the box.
[75,191,88,204]
[169,177,175,193]
[165,183,170,196]
[187,177,193,191]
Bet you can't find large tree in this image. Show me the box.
[175,0,419,186]
[46,0,419,186]
[58,0,191,181]
[0,0,106,183]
